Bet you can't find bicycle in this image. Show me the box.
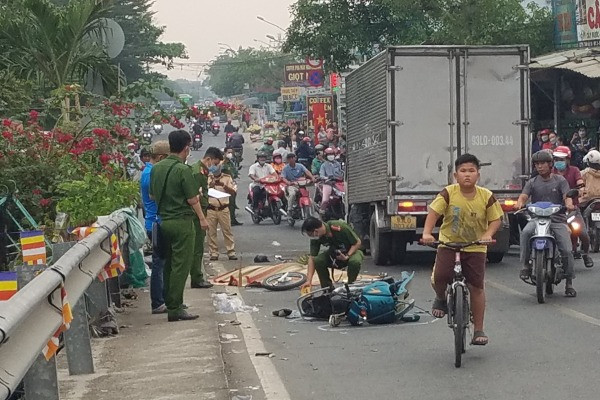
[421,239,494,368]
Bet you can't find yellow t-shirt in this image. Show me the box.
[429,184,504,253]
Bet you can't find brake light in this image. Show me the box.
[397,201,427,213]
[501,199,517,212]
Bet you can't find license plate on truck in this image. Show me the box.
[592,213,600,221]
[391,216,417,230]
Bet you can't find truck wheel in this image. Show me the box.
[487,252,504,264]
[370,213,390,265]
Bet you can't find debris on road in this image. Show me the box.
[271,241,281,246]
[213,293,259,314]
[253,254,270,263]
[220,333,241,343]
[255,352,275,358]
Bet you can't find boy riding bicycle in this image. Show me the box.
[422,154,503,346]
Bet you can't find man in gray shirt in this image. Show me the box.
[516,151,576,297]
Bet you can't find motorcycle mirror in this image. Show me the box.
[566,189,579,199]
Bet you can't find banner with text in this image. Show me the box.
[280,86,302,102]
[553,0,600,48]
[284,63,324,87]
[307,96,333,134]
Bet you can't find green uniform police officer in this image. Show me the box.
[300,217,364,289]
[190,147,225,288]
[150,130,208,321]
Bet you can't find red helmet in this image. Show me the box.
[553,145,571,158]
[302,136,311,142]
[324,147,335,155]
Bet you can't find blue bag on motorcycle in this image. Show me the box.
[347,281,396,325]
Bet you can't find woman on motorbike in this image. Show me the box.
[271,153,285,175]
[318,147,344,215]
[553,146,593,268]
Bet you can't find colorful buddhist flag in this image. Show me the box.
[0,271,17,301]
[72,227,125,282]
[20,230,47,265]
[42,283,73,361]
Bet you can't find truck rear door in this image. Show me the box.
[458,47,529,192]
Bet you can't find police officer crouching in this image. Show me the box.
[300,217,364,289]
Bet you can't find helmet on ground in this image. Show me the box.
[532,150,553,163]
[324,147,336,155]
[584,150,600,165]
[553,146,571,158]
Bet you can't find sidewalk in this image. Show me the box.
[58,279,230,400]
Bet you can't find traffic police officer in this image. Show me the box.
[300,217,363,289]
[190,147,223,288]
[150,130,207,321]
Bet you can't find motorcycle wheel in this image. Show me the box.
[262,272,307,291]
[535,250,546,304]
[251,210,261,225]
[271,202,282,225]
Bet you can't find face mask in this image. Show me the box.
[327,155,335,161]
[579,130,587,138]
[274,158,282,164]
[226,153,233,159]
[541,135,549,142]
[259,160,266,166]
[554,161,567,171]
[129,149,135,154]
[208,165,221,175]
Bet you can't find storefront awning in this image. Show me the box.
[530,47,600,78]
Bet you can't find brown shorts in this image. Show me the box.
[431,247,487,289]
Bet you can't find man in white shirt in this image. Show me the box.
[272,140,290,160]
[248,151,276,210]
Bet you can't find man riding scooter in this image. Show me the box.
[552,146,593,268]
[248,151,276,212]
[580,150,600,252]
[318,147,344,216]
[281,153,315,215]
[515,150,577,297]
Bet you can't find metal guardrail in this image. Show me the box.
[0,213,129,399]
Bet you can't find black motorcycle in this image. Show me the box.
[192,133,203,151]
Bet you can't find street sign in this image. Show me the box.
[307,70,324,87]
[280,87,301,102]
[306,87,330,96]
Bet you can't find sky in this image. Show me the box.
[152,0,295,80]
[151,0,551,81]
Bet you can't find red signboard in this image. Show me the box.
[307,96,334,134]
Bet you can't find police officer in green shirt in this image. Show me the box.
[223,146,243,226]
[150,130,208,321]
[190,147,225,289]
[300,217,364,289]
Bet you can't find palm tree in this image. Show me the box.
[0,0,116,91]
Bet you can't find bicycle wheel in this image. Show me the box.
[262,272,307,291]
[534,250,546,304]
[454,285,465,368]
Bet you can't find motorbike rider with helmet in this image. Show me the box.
[311,144,325,175]
[248,151,276,212]
[296,136,314,169]
[570,125,593,169]
[318,147,344,215]
[515,150,577,297]
[271,153,285,175]
[272,140,290,160]
[258,138,275,161]
[580,150,600,211]
[553,146,593,268]
[224,120,236,135]
[281,153,315,214]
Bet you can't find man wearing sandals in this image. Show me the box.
[516,150,577,297]
[422,154,503,346]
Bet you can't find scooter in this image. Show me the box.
[287,178,313,227]
[211,122,220,136]
[583,199,600,252]
[315,178,346,221]
[192,133,203,151]
[153,124,163,135]
[517,192,578,303]
[245,174,287,225]
[142,130,153,145]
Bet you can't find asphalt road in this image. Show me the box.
[157,124,600,400]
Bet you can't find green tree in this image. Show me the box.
[284,0,553,71]
[108,0,187,82]
[0,70,33,118]
[206,48,295,97]
[0,0,117,90]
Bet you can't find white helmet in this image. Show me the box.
[584,150,600,164]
